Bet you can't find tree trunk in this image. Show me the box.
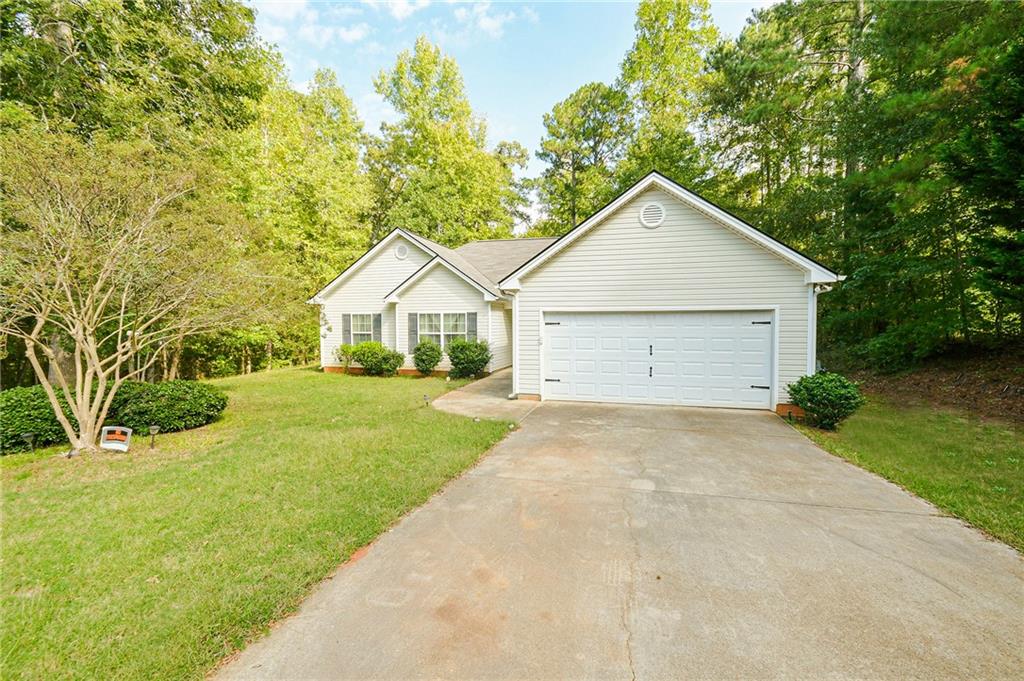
[265,340,273,371]
[167,335,184,381]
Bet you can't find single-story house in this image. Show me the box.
[309,171,843,413]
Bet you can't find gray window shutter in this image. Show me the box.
[408,313,417,351]
[467,312,477,341]
[372,314,382,343]
[342,314,352,345]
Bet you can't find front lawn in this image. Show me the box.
[1,368,509,680]
[798,397,1023,552]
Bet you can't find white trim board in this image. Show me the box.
[500,172,843,290]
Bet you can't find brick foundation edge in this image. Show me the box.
[775,403,806,418]
[516,393,542,401]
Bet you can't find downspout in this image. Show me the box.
[510,290,520,399]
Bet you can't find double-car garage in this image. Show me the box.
[542,310,774,409]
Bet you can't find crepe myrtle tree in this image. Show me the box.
[0,128,268,453]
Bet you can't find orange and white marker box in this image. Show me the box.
[99,426,132,452]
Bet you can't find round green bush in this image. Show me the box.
[0,385,76,452]
[110,380,228,433]
[787,372,865,430]
[349,341,404,376]
[446,338,491,378]
[413,340,442,375]
[0,380,227,453]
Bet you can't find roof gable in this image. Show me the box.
[308,230,432,302]
[384,257,499,302]
[499,172,842,289]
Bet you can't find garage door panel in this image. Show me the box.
[543,311,772,409]
[600,361,622,374]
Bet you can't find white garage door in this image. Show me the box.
[542,311,773,409]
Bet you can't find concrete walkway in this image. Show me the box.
[431,369,538,422]
[218,401,1024,680]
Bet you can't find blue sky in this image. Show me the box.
[251,1,770,177]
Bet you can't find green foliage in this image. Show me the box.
[445,339,491,379]
[0,386,76,452]
[533,82,633,233]
[109,381,227,434]
[787,372,865,430]
[413,340,443,375]
[366,36,526,246]
[334,344,356,370]
[349,342,404,376]
[529,0,1024,368]
[0,381,226,452]
[0,0,271,136]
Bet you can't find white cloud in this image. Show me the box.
[337,22,371,42]
[296,21,371,47]
[255,0,309,21]
[453,1,515,39]
[522,6,539,24]
[356,91,400,133]
[325,4,365,18]
[260,22,289,43]
[362,0,431,21]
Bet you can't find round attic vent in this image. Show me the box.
[639,202,665,228]
[394,243,409,260]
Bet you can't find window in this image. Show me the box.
[418,313,441,347]
[418,312,467,348]
[352,314,373,344]
[443,313,467,345]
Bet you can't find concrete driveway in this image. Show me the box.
[219,399,1024,680]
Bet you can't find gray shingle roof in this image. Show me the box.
[454,237,557,284]
[398,231,557,297]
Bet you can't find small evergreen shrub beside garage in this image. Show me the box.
[446,339,491,378]
[788,372,865,430]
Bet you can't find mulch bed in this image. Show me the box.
[848,350,1024,424]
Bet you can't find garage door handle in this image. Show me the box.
[750,385,770,389]
[544,378,561,383]
[649,367,652,378]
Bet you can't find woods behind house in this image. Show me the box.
[2,0,1022,388]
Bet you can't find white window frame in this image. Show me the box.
[351,313,373,344]
[418,312,467,349]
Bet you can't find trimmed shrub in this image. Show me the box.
[110,380,228,433]
[787,372,865,430]
[0,385,76,452]
[349,341,404,376]
[413,340,442,376]
[0,380,227,453]
[446,338,491,379]
[334,343,356,371]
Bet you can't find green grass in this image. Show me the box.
[798,397,1023,552]
[1,368,510,680]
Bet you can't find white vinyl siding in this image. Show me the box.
[318,235,431,367]
[487,304,513,372]
[396,265,490,370]
[515,187,811,403]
